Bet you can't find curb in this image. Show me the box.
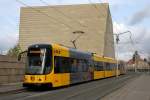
[0,88,25,95]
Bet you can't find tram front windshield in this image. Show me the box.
[25,48,51,75]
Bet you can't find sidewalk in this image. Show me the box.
[0,82,24,94]
[102,74,150,100]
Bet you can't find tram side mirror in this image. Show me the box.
[17,50,27,61]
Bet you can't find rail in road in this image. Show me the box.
[0,74,139,100]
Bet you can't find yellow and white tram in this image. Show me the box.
[19,44,125,88]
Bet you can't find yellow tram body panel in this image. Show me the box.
[52,44,69,57]
[94,71,105,79]
[47,73,70,87]
[105,70,116,77]
[112,70,116,76]
[105,71,114,77]
[24,75,46,84]
[50,44,70,87]
[103,57,117,63]
[93,55,117,63]
[114,70,121,76]
[93,54,117,78]
[24,73,70,87]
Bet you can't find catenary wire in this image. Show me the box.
[39,0,88,28]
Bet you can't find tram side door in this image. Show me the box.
[53,56,70,86]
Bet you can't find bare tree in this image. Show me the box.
[7,44,22,57]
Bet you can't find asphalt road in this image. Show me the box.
[0,74,138,100]
[102,73,150,100]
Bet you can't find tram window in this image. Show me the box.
[77,60,82,72]
[62,58,70,73]
[54,56,91,73]
[111,64,114,70]
[54,56,61,73]
[54,56,70,73]
[118,64,121,70]
[70,59,89,73]
[113,64,117,70]
[109,63,115,70]
[94,62,98,70]
[99,62,104,71]
[70,59,77,73]
[83,60,89,72]
[44,50,52,74]
[94,61,104,71]
[81,60,85,72]
[110,63,114,70]
[106,63,111,70]
[82,59,90,72]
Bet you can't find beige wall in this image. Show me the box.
[104,6,115,57]
[0,55,25,84]
[19,3,115,58]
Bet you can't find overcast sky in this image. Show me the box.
[0,0,149,60]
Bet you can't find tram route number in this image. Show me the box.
[54,50,61,54]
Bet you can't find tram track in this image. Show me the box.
[0,74,139,100]
[65,74,138,100]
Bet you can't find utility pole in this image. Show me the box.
[148,57,150,74]
[149,61,150,74]
[71,31,84,49]
[114,31,132,77]
[115,35,119,77]
[133,51,140,73]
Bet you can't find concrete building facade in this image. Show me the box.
[19,3,115,58]
[127,59,150,71]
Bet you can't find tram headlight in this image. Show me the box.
[24,76,27,81]
[38,78,42,81]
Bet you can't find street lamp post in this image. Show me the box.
[133,51,141,73]
[116,39,119,77]
[114,31,132,77]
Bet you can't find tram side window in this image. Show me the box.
[110,63,114,70]
[54,56,70,73]
[99,62,104,71]
[94,62,96,70]
[109,63,115,70]
[54,56,90,73]
[118,64,121,70]
[106,63,111,71]
[77,59,82,72]
[113,63,117,70]
[70,59,77,73]
[44,50,52,74]
[70,59,89,73]
[83,60,90,72]
[94,61,104,71]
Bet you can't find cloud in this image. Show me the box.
[129,6,150,25]
[113,21,150,60]
[0,33,18,54]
